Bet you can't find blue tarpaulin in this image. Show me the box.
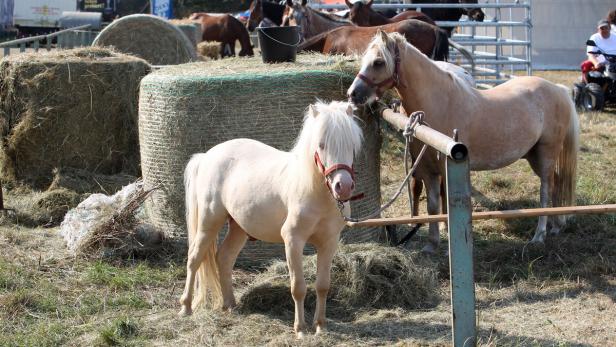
[151,0,173,20]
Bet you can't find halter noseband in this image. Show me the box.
[356,44,403,97]
[314,151,363,202]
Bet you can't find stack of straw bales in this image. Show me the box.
[138,54,383,264]
[92,14,197,65]
[0,47,150,189]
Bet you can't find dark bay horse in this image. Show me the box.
[346,0,436,26]
[410,0,485,36]
[283,0,352,41]
[246,0,286,31]
[299,19,449,61]
[190,13,254,57]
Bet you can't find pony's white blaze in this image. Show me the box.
[349,30,579,251]
[179,100,363,338]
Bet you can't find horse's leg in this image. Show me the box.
[422,174,442,253]
[282,218,311,338]
[312,235,338,334]
[179,212,226,316]
[527,148,557,244]
[216,219,248,310]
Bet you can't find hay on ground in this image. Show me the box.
[196,41,220,60]
[0,187,82,227]
[93,14,198,65]
[238,243,439,317]
[0,47,149,189]
[47,167,137,194]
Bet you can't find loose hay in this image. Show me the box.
[0,187,82,227]
[93,14,198,65]
[0,47,150,189]
[138,54,383,264]
[196,41,220,60]
[48,167,137,194]
[238,243,439,317]
[60,181,163,258]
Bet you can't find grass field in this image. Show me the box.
[1,71,615,346]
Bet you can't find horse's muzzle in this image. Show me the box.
[347,81,372,106]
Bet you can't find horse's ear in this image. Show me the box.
[309,105,318,118]
[378,29,389,43]
[345,0,352,8]
[301,0,307,6]
[286,0,293,6]
[346,104,354,117]
[366,0,373,7]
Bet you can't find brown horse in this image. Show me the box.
[345,0,436,26]
[246,0,287,31]
[189,13,254,57]
[348,31,579,251]
[409,0,485,36]
[299,19,449,61]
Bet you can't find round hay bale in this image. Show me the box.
[168,19,203,48]
[196,41,220,60]
[139,54,383,264]
[0,47,150,189]
[92,14,198,65]
[238,243,439,317]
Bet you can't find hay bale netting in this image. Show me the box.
[92,14,198,65]
[0,47,150,189]
[139,54,383,264]
[239,243,440,316]
[168,19,203,48]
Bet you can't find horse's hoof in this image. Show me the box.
[315,325,327,335]
[296,331,305,339]
[529,236,545,245]
[178,306,192,317]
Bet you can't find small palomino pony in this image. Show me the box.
[348,31,579,250]
[179,101,363,337]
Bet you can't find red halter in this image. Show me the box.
[356,44,403,97]
[314,152,364,202]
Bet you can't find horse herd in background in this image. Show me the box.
[187,0,485,60]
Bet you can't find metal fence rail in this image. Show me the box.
[312,1,533,87]
[0,25,95,57]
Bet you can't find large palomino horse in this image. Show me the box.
[179,101,364,338]
[246,0,286,31]
[189,13,254,57]
[348,31,579,251]
[289,1,472,62]
[298,19,449,62]
[346,0,436,26]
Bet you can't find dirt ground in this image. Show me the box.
[1,70,615,346]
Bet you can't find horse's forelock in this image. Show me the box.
[313,101,363,157]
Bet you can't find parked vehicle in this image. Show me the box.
[13,0,76,36]
[574,43,616,112]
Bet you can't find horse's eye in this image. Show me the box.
[319,143,325,150]
[373,60,385,68]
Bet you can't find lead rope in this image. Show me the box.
[343,112,428,223]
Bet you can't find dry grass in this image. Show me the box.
[1,71,615,346]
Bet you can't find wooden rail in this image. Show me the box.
[347,204,616,228]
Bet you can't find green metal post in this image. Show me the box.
[446,155,475,347]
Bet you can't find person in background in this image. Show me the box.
[608,9,616,33]
[582,20,616,75]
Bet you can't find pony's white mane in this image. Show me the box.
[291,100,363,190]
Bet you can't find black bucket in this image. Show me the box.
[257,26,300,63]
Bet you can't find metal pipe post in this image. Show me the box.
[446,154,475,347]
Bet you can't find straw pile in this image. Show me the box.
[0,47,150,189]
[238,243,439,316]
[168,19,203,48]
[92,14,198,65]
[196,41,220,60]
[139,54,383,264]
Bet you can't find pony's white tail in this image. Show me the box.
[553,86,579,209]
[184,155,223,310]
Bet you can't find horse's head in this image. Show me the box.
[283,0,309,40]
[347,30,401,106]
[346,0,373,27]
[303,101,363,202]
[460,0,485,22]
[247,0,263,31]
